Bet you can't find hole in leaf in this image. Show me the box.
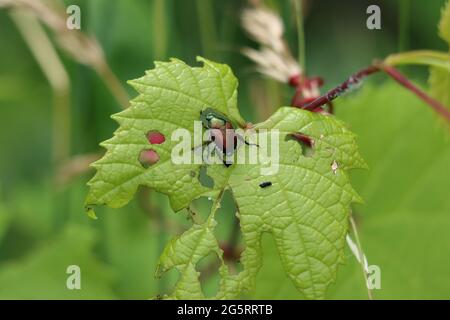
[220,239,243,275]
[139,149,159,168]
[197,252,221,298]
[148,189,193,229]
[190,196,215,222]
[286,133,315,157]
[146,130,165,144]
[157,267,180,298]
[198,165,214,188]
[214,190,243,275]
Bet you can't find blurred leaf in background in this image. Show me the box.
[0,225,116,299]
[331,83,450,299]
[0,196,11,246]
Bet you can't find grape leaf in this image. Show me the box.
[86,57,245,211]
[86,58,365,299]
[429,1,450,107]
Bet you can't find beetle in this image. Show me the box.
[197,108,254,167]
[201,108,237,156]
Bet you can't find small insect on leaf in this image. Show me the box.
[259,181,272,188]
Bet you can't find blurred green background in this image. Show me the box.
[0,0,449,299]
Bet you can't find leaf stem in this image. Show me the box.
[384,50,450,71]
[302,63,450,122]
[303,65,379,110]
[227,188,243,255]
[210,188,225,220]
[349,214,373,300]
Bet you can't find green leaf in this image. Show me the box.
[429,1,450,108]
[87,58,365,299]
[438,0,450,44]
[226,108,365,300]
[86,57,245,211]
[155,191,238,299]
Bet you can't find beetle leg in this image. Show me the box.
[202,141,218,164]
[191,140,209,157]
[191,140,209,150]
[236,133,259,147]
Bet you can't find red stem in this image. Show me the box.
[379,64,450,122]
[302,66,379,111]
[300,64,450,122]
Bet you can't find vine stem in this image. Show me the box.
[197,189,227,283]
[349,214,374,300]
[302,63,450,122]
[210,188,225,220]
[378,63,450,122]
[302,65,379,110]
